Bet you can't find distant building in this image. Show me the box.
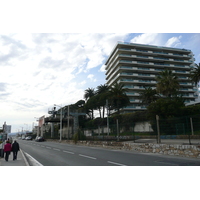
[3,122,11,134]
[105,42,198,113]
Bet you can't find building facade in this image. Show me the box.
[105,42,197,113]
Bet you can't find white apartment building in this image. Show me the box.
[105,42,197,113]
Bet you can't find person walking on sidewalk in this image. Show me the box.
[12,140,20,160]
[4,140,12,162]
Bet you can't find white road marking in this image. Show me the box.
[23,152,43,166]
[63,150,74,154]
[53,148,60,151]
[79,154,97,160]
[107,161,126,166]
[46,147,51,149]
[41,145,45,147]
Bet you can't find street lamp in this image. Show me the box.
[54,104,62,142]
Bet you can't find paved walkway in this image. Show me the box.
[0,149,29,166]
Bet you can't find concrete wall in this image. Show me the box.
[134,121,153,132]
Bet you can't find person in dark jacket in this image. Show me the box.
[11,140,20,160]
[4,140,12,161]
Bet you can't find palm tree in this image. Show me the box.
[109,82,130,114]
[156,69,179,97]
[139,87,158,106]
[190,63,200,87]
[96,84,109,118]
[84,88,96,119]
[84,88,96,101]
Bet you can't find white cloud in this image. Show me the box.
[165,35,182,47]
[99,64,106,72]
[87,74,97,82]
[130,33,162,45]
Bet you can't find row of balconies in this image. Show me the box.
[117,42,192,53]
[120,78,193,85]
[107,64,190,82]
[107,70,192,87]
[105,43,194,71]
[118,48,193,58]
[119,60,190,68]
[126,91,196,98]
[118,54,193,64]
[123,85,196,92]
[120,72,189,80]
[106,59,191,79]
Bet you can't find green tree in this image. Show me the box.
[156,69,179,97]
[109,83,130,114]
[84,88,96,119]
[190,63,200,86]
[147,96,185,119]
[96,84,110,118]
[85,94,101,118]
[139,87,159,106]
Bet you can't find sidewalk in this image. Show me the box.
[0,149,29,166]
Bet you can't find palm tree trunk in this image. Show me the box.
[98,108,102,118]
[102,105,105,119]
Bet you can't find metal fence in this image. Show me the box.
[82,114,200,142]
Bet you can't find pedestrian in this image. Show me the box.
[11,140,20,160]
[4,140,12,162]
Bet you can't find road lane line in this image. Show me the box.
[107,161,126,166]
[53,148,60,151]
[79,154,97,160]
[46,147,51,149]
[63,150,74,154]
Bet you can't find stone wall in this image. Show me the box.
[47,139,200,159]
[125,143,200,159]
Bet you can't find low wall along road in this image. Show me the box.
[47,139,200,159]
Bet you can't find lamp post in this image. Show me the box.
[54,104,62,142]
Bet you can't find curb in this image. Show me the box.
[20,149,30,166]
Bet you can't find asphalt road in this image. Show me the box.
[18,140,200,166]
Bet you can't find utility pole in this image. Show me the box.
[156,115,161,144]
[106,99,109,136]
[54,104,62,142]
[68,105,70,139]
[116,119,119,141]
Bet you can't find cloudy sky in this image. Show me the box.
[0,33,199,133]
